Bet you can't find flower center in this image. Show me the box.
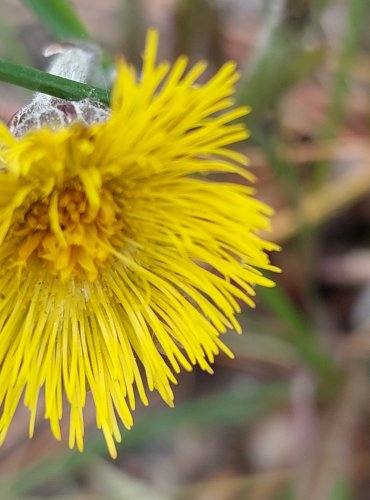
[18,186,122,281]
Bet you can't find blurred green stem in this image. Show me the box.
[176,0,223,65]
[237,0,323,204]
[313,0,369,186]
[258,285,342,393]
[22,0,113,71]
[22,0,90,40]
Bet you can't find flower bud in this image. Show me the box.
[8,42,110,137]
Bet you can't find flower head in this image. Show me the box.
[0,30,278,457]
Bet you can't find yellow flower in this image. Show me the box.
[0,30,278,458]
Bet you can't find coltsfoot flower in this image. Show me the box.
[0,30,278,457]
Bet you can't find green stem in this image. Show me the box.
[22,0,90,40]
[0,59,110,105]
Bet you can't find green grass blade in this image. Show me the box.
[22,0,90,40]
[0,59,110,104]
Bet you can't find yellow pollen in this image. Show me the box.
[18,186,122,281]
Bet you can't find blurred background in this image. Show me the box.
[0,0,370,498]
